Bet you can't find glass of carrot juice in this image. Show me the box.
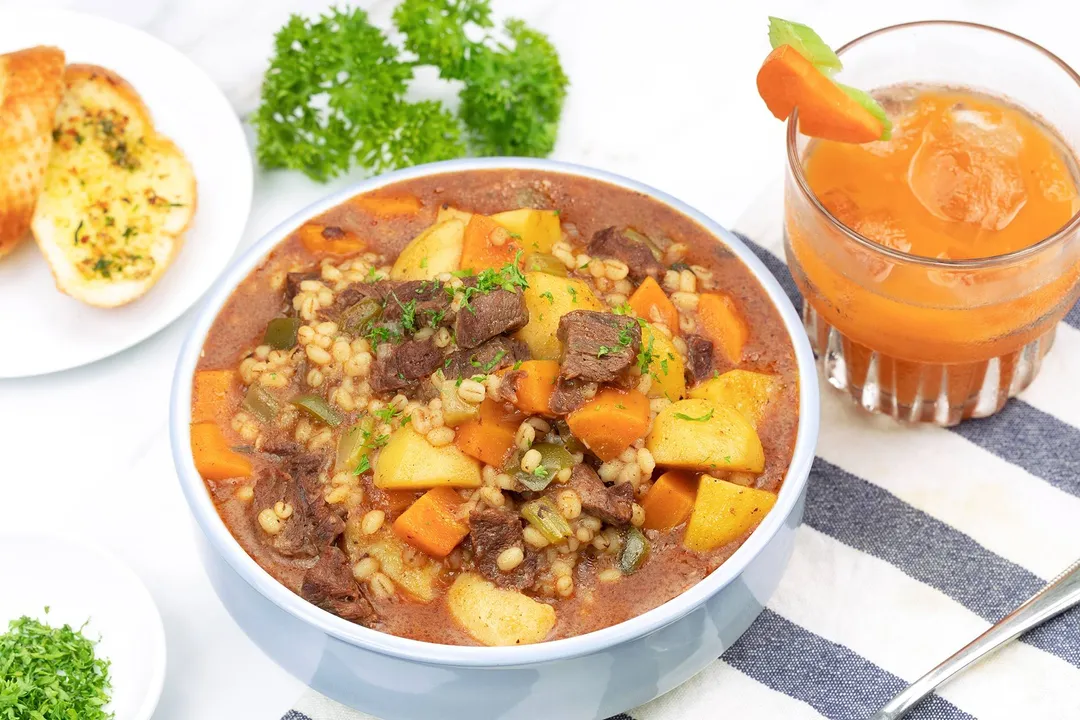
[784,22,1080,425]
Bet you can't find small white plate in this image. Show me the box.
[0,534,167,720]
[0,8,253,378]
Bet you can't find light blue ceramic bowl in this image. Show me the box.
[170,158,820,720]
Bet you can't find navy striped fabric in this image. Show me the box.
[285,231,1080,720]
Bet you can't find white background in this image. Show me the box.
[0,1,1076,718]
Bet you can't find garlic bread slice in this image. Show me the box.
[32,64,196,307]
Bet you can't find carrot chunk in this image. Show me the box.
[460,214,521,272]
[192,369,236,424]
[191,422,252,481]
[503,360,560,416]
[641,471,699,531]
[566,388,650,462]
[454,399,524,467]
[628,276,679,333]
[756,45,882,144]
[297,223,366,255]
[351,193,422,216]
[392,486,470,558]
[697,292,749,365]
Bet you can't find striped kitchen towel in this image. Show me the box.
[285,179,1080,720]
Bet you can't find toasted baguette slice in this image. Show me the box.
[32,64,196,307]
[0,46,66,258]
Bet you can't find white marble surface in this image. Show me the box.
[1,1,1078,718]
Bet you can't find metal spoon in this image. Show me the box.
[871,557,1080,720]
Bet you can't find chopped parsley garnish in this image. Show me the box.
[540,291,555,304]
[470,349,506,372]
[0,610,113,720]
[398,298,418,333]
[598,321,635,358]
[659,358,669,375]
[532,465,549,478]
[365,265,380,282]
[456,253,529,310]
[353,454,372,475]
[420,257,428,268]
[674,409,715,422]
[72,220,84,246]
[612,302,633,315]
[425,308,446,328]
[373,406,402,423]
[636,334,656,373]
[367,325,401,345]
[567,286,578,303]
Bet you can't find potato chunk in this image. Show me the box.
[645,398,765,473]
[447,573,556,646]
[490,209,560,255]
[640,323,685,401]
[515,272,604,360]
[374,425,482,489]
[344,528,441,602]
[390,219,465,280]
[684,476,777,552]
[688,370,781,427]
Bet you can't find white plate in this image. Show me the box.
[0,534,167,720]
[0,8,253,378]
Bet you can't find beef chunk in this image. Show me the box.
[380,280,451,329]
[253,467,317,558]
[444,337,529,379]
[301,546,375,624]
[454,279,529,349]
[547,377,596,414]
[568,464,633,526]
[368,338,444,393]
[684,334,715,385]
[252,450,342,559]
[587,227,664,281]
[557,310,641,383]
[285,271,319,309]
[323,280,450,333]
[469,508,538,591]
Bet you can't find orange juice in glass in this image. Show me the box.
[784,22,1080,425]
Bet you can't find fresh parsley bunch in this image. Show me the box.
[254,1,568,182]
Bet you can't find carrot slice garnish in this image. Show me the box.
[757,18,892,144]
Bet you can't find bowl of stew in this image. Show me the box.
[170,158,819,720]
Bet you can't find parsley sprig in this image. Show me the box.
[254,2,568,181]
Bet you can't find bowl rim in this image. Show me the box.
[169,157,820,668]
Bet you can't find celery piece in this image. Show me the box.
[837,83,893,140]
[292,394,343,427]
[768,17,842,75]
[440,380,479,427]
[521,496,573,543]
[242,385,281,423]
[263,317,302,349]
[525,253,568,277]
[336,416,376,473]
[618,527,650,575]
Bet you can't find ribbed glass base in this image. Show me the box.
[802,302,1055,426]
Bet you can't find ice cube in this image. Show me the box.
[907,105,1028,231]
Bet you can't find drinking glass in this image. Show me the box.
[784,22,1080,425]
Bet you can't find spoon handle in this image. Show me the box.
[871,558,1080,720]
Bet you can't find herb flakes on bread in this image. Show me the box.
[0,46,66,259]
[32,64,196,307]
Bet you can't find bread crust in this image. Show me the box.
[0,46,65,258]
